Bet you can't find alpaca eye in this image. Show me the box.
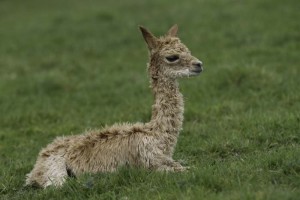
[165,55,179,62]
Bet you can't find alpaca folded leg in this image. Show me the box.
[26,154,68,188]
[156,164,188,172]
[156,159,189,172]
[149,154,189,172]
[43,155,69,187]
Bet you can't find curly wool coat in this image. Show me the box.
[25,25,203,188]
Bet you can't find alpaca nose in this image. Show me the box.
[192,60,203,68]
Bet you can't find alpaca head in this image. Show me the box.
[140,24,203,80]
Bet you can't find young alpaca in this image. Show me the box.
[25,25,203,188]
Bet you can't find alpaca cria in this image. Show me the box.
[25,25,203,188]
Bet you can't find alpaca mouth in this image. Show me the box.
[189,67,203,75]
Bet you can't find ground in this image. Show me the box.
[0,0,299,199]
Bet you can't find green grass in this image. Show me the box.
[0,0,300,199]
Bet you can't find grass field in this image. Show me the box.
[0,0,300,199]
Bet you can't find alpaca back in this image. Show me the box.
[65,122,153,174]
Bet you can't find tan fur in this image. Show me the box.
[25,25,203,188]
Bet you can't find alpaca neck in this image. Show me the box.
[149,77,184,135]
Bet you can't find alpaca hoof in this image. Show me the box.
[174,166,189,172]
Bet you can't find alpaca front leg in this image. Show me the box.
[151,155,189,172]
[156,163,188,172]
[158,159,189,172]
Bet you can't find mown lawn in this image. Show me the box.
[0,0,299,199]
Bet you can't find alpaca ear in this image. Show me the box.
[167,24,178,37]
[139,26,157,50]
